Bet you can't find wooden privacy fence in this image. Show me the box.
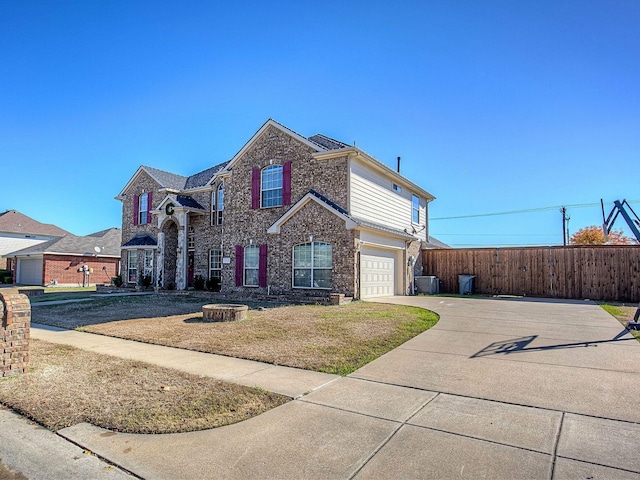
[422,245,640,303]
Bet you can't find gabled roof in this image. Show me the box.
[223,119,328,173]
[143,166,188,190]
[0,210,71,237]
[185,161,229,189]
[118,162,229,199]
[268,190,358,234]
[6,228,121,258]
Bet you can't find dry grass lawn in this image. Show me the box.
[0,340,288,434]
[600,303,640,340]
[78,301,439,375]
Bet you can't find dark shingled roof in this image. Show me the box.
[123,233,157,247]
[309,189,350,216]
[176,195,205,210]
[0,210,71,237]
[184,161,229,189]
[143,166,188,190]
[7,228,122,257]
[307,134,350,151]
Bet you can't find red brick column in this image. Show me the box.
[1,289,30,378]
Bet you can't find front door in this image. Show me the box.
[187,252,195,287]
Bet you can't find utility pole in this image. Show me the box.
[560,206,570,245]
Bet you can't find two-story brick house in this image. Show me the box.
[117,119,437,299]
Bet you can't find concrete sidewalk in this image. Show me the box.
[24,297,640,478]
[31,324,339,398]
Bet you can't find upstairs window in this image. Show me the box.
[261,165,283,208]
[211,183,224,225]
[293,242,332,289]
[134,192,152,225]
[252,162,291,209]
[412,195,420,224]
[392,183,402,193]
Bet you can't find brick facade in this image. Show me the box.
[1,289,30,378]
[119,120,431,299]
[43,255,119,286]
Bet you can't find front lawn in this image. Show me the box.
[0,340,288,434]
[79,301,439,375]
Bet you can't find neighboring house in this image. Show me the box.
[0,210,71,273]
[117,119,441,299]
[6,228,121,286]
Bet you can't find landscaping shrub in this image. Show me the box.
[3,276,12,284]
[206,277,221,292]
[111,275,124,287]
[193,275,205,290]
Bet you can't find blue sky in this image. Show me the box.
[2,1,638,245]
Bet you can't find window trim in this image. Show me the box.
[292,241,332,290]
[243,245,260,287]
[138,193,149,225]
[211,183,224,225]
[128,251,138,283]
[260,164,283,209]
[187,226,195,251]
[209,248,222,282]
[412,194,420,224]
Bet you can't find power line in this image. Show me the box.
[431,199,640,221]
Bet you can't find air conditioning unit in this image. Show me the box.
[415,276,440,294]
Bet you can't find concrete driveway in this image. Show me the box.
[55,296,640,479]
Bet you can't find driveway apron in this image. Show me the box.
[49,296,640,479]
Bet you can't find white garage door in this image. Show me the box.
[361,248,397,298]
[18,258,43,285]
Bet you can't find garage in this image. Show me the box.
[360,247,398,298]
[17,257,43,285]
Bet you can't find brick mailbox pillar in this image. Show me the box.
[1,289,31,378]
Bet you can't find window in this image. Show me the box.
[143,250,153,281]
[128,251,138,283]
[209,248,222,282]
[293,242,332,289]
[188,226,195,250]
[244,245,259,286]
[138,193,150,225]
[211,183,224,225]
[261,165,283,208]
[393,183,402,193]
[412,195,420,224]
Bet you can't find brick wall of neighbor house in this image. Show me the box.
[121,170,161,245]
[216,125,351,296]
[43,255,120,286]
[0,289,30,378]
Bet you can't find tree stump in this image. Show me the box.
[202,304,248,322]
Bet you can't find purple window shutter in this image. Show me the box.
[146,192,153,224]
[283,161,292,205]
[133,194,139,226]
[235,245,244,286]
[251,168,260,209]
[258,244,268,287]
